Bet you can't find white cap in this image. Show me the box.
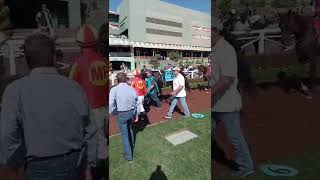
[172,66,180,71]
[212,17,223,31]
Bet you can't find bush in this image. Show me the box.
[150,58,160,69]
[169,50,182,62]
[178,60,183,66]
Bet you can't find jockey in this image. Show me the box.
[131,69,147,123]
[69,24,109,177]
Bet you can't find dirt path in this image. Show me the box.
[109,89,211,135]
[213,86,320,176]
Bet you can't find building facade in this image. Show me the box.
[117,0,210,48]
[109,0,211,70]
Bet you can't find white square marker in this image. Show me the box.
[165,130,198,146]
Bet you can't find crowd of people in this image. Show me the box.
[109,65,191,162]
[221,8,271,33]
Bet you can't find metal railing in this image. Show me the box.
[109,52,132,57]
[231,28,286,54]
[0,35,80,75]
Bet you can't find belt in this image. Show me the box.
[117,109,135,113]
[27,149,81,163]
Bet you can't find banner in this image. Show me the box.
[164,70,175,82]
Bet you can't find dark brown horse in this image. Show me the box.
[279,10,320,90]
[198,64,211,90]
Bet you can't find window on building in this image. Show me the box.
[146,28,182,37]
[146,17,182,28]
[109,14,119,23]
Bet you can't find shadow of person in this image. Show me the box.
[173,106,184,116]
[161,94,184,116]
[132,113,150,145]
[149,165,168,180]
[159,94,171,101]
[212,139,238,171]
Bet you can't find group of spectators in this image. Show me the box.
[109,66,191,162]
[222,8,269,33]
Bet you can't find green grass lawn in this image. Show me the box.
[109,111,211,180]
[214,148,320,180]
[252,65,307,83]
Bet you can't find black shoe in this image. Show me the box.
[231,169,254,177]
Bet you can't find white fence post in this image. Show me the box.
[258,30,265,54]
[8,40,16,76]
[232,28,282,54]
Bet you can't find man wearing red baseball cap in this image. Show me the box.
[131,69,147,123]
[69,24,108,179]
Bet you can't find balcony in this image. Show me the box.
[109,52,132,57]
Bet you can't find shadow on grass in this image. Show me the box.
[132,113,150,145]
[149,165,168,180]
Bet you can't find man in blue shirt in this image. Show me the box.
[0,33,97,180]
[109,72,138,162]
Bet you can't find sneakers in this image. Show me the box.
[164,116,172,119]
[231,169,254,178]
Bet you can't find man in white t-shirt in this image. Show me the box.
[212,16,254,177]
[164,67,190,119]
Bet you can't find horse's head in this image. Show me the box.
[279,10,297,46]
[197,65,205,73]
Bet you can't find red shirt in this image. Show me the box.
[69,48,108,108]
[131,77,147,96]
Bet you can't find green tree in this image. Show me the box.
[178,60,183,67]
[201,58,205,65]
[150,58,160,69]
[169,50,182,62]
[271,0,298,7]
[219,0,232,14]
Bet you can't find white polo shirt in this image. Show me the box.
[212,37,242,112]
[173,73,186,97]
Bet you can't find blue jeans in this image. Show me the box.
[147,93,162,107]
[212,112,253,171]
[25,151,83,180]
[167,97,190,117]
[116,110,135,161]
